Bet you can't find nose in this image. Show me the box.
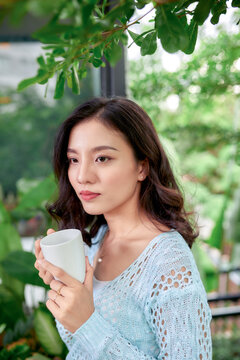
[76,159,95,184]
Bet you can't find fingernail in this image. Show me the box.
[38,259,43,265]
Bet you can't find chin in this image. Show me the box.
[82,207,104,216]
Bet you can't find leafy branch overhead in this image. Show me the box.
[1,0,239,98]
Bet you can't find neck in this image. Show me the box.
[103,207,150,243]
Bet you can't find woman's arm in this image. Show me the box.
[57,285,212,360]
[146,286,212,360]
[58,309,158,360]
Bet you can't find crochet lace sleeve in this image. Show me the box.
[57,289,212,360]
[66,309,160,359]
[145,243,212,360]
[55,319,74,350]
[146,285,212,360]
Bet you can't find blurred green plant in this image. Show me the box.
[0,0,239,98]
[212,330,240,360]
[0,177,67,359]
[0,200,25,328]
[225,187,240,244]
[129,29,240,219]
[0,82,92,195]
[129,28,240,289]
[192,240,218,292]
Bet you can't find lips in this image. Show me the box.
[80,191,100,201]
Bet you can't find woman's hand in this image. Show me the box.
[34,228,55,285]
[38,256,94,333]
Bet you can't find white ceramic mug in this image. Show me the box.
[40,229,85,283]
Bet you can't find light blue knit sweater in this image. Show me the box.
[56,225,212,359]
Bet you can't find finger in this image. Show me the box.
[38,269,47,279]
[50,279,67,296]
[34,260,40,270]
[47,228,55,235]
[35,260,46,271]
[35,239,42,257]
[43,271,54,285]
[48,290,64,306]
[46,298,61,319]
[39,259,80,287]
[84,256,94,293]
[35,239,45,261]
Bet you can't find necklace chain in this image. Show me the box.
[97,223,141,264]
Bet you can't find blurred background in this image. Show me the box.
[0,2,240,359]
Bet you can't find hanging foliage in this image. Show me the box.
[0,0,239,98]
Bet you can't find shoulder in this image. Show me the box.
[149,229,192,263]
[146,230,203,294]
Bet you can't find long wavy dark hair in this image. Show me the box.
[47,97,198,248]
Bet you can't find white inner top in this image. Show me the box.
[93,275,110,297]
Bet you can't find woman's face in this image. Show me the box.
[67,118,147,216]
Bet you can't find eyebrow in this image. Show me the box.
[67,146,119,154]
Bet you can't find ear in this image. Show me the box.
[137,158,149,181]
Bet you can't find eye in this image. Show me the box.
[68,157,78,164]
[96,156,110,163]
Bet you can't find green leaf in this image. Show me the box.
[93,45,103,58]
[67,73,72,89]
[0,222,22,261]
[52,47,66,56]
[17,75,43,92]
[174,0,199,12]
[155,6,189,53]
[0,220,24,299]
[17,67,51,91]
[0,344,31,360]
[54,71,66,99]
[8,0,28,26]
[192,242,218,292]
[193,0,215,25]
[37,56,46,68]
[71,63,80,95]
[82,3,96,26]
[208,196,229,249]
[136,0,148,9]
[0,285,25,329]
[91,58,103,67]
[11,174,57,220]
[236,141,240,166]
[140,31,157,56]
[1,250,48,288]
[104,41,122,67]
[182,18,198,54]
[34,307,65,355]
[26,354,52,360]
[120,32,128,46]
[232,0,240,7]
[128,29,144,47]
[0,201,10,223]
[125,4,135,22]
[3,316,33,346]
[0,323,6,334]
[33,24,76,44]
[211,0,227,25]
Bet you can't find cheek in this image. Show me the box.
[103,165,138,188]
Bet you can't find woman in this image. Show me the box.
[35,97,212,360]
